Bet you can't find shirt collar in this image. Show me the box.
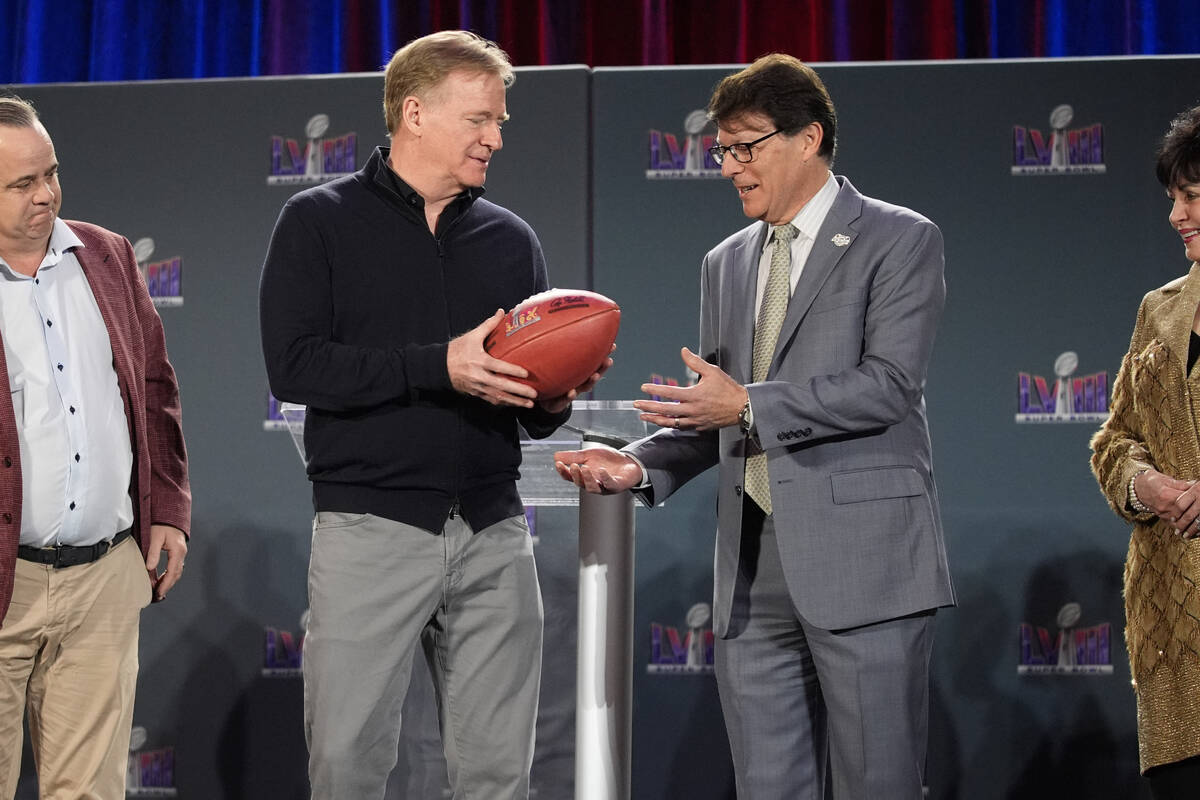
[46,218,84,265]
[0,218,83,280]
[762,171,839,252]
[374,146,485,210]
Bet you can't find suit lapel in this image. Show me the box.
[70,226,118,344]
[768,177,863,376]
[1163,262,1200,381]
[68,223,132,410]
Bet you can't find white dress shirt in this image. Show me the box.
[0,219,134,547]
[753,171,840,313]
[743,171,839,431]
[626,172,842,487]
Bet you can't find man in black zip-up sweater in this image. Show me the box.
[259,31,600,800]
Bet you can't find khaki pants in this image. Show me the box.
[0,536,151,799]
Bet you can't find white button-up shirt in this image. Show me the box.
[741,172,840,432]
[0,219,134,547]
[753,171,840,313]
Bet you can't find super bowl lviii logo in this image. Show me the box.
[132,238,182,308]
[646,110,722,179]
[268,113,357,186]
[525,505,538,544]
[1012,104,1105,175]
[1016,351,1108,423]
[648,602,715,674]
[1019,602,1113,675]
[126,725,176,796]
[264,391,288,432]
[263,609,309,677]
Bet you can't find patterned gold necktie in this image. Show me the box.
[745,223,797,514]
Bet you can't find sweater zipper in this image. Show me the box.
[436,218,464,524]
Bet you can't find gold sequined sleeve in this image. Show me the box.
[1091,298,1157,523]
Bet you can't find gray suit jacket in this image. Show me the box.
[629,176,956,636]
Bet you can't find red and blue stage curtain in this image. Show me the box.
[1,0,1196,84]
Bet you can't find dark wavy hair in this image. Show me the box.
[1155,104,1200,188]
[707,53,837,164]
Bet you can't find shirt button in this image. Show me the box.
[2,513,10,523]
[69,502,75,510]
[74,453,80,462]
[46,320,52,327]
[57,363,63,371]
[69,407,75,414]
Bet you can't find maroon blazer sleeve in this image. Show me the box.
[126,237,191,536]
[0,222,190,624]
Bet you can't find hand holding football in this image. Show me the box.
[484,289,620,399]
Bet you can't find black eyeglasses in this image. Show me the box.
[707,129,781,165]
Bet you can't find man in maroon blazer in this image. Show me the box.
[0,96,190,798]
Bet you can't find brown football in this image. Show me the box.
[484,289,620,398]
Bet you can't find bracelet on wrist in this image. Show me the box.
[1129,470,1151,514]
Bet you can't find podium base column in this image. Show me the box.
[573,461,635,800]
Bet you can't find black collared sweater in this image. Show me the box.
[259,146,568,533]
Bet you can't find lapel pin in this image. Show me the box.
[831,234,851,247]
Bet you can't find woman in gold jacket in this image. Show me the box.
[1092,105,1200,799]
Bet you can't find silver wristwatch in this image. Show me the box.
[738,399,752,435]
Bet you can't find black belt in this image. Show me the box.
[18,528,133,569]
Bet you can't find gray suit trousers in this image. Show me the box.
[715,507,934,800]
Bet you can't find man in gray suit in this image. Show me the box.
[555,54,954,798]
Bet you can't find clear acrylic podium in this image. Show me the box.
[279,401,650,800]
[520,401,649,800]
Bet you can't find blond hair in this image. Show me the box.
[383,30,513,135]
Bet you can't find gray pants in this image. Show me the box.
[303,510,543,800]
[716,511,934,800]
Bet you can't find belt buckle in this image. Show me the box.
[53,540,103,569]
[88,538,113,566]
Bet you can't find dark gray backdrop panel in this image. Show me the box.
[8,54,1198,800]
[591,65,741,800]
[12,66,589,800]
[591,57,1198,800]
